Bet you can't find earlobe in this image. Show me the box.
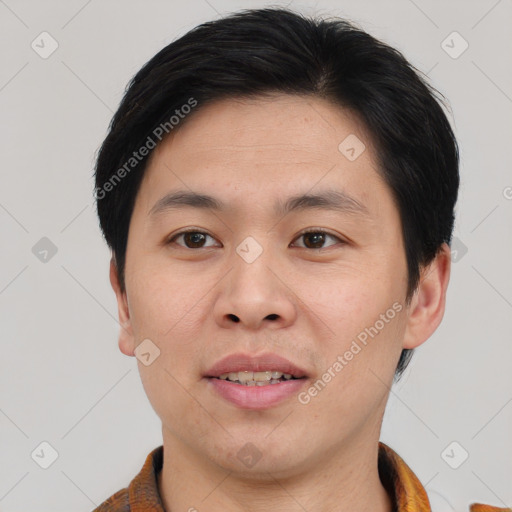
[402,243,451,350]
[109,257,135,357]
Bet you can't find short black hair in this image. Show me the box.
[94,7,459,381]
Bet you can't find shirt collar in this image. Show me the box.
[124,442,508,512]
[378,442,431,512]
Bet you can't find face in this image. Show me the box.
[112,94,442,477]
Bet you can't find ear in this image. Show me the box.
[402,242,451,349]
[109,257,135,357]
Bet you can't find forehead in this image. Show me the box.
[149,94,374,164]
[137,94,388,218]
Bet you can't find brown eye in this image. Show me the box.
[293,230,344,249]
[168,230,218,249]
[167,228,344,250]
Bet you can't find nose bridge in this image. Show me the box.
[214,232,296,329]
[235,234,266,267]
[231,233,277,299]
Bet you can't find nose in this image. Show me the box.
[212,245,297,331]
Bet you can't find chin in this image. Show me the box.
[217,438,306,475]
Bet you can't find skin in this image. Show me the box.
[110,93,451,512]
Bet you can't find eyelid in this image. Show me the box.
[294,227,344,240]
[166,228,219,247]
[166,227,347,249]
[291,228,346,248]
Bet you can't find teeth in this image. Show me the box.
[225,378,286,386]
[238,371,255,383]
[254,371,272,381]
[218,371,295,382]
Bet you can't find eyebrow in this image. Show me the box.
[148,189,370,218]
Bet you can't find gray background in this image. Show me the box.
[1,0,511,510]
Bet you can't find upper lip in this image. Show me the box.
[205,352,308,378]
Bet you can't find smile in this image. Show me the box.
[217,370,300,385]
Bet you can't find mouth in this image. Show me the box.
[205,352,308,380]
[212,370,305,386]
[204,352,309,409]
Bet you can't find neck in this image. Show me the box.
[157,430,393,512]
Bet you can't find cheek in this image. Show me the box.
[125,258,208,396]
[125,258,203,339]
[302,300,406,428]
[302,259,402,329]
[126,263,206,422]
[301,262,407,377]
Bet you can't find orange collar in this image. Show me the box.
[93,442,511,512]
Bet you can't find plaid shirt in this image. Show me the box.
[92,442,510,512]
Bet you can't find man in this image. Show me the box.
[92,7,508,512]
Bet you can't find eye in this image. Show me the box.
[166,228,345,250]
[291,229,345,250]
[167,230,219,249]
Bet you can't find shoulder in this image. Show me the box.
[469,505,512,512]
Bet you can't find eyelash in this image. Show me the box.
[166,228,346,250]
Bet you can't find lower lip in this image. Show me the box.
[208,377,307,409]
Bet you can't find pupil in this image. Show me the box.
[186,232,205,247]
[305,232,324,248]
[183,232,326,249]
